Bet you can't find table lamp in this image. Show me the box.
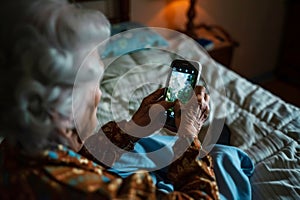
[185,0,197,38]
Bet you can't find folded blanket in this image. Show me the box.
[210,144,254,200]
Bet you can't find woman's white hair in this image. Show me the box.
[0,0,110,154]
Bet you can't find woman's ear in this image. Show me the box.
[94,87,102,108]
[58,127,83,152]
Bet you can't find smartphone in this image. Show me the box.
[163,59,201,131]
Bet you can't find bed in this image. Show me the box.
[78,0,300,199]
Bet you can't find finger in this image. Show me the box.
[196,93,208,119]
[201,106,210,120]
[196,99,203,118]
[143,88,165,103]
[197,93,202,103]
[204,93,210,102]
[200,100,210,118]
[200,93,210,109]
[194,85,206,95]
[198,91,206,102]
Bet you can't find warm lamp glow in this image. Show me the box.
[164,1,190,29]
[165,0,198,37]
[147,0,212,31]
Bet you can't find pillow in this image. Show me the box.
[101,22,169,58]
[110,21,145,35]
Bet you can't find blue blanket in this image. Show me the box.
[108,135,254,200]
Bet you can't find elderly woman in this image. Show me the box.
[0,0,219,199]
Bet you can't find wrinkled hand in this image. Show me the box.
[174,86,210,140]
[124,88,174,137]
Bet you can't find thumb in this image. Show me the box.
[186,92,198,110]
[144,88,165,104]
[174,99,182,116]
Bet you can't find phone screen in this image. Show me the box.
[164,60,199,130]
[165,68,197,104]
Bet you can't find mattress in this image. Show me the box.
[97,28,300,199]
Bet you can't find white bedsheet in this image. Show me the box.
[98,32,300,199]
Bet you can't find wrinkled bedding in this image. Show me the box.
[97,31,300,199]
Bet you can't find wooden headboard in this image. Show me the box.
[74,0,130,23]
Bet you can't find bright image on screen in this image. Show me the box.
[166,70,196,105]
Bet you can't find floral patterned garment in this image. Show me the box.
[0,121,220,200]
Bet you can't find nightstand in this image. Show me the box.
[192,24,238,68]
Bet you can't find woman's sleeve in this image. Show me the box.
[80,120,139,167]
[167,138,220,200]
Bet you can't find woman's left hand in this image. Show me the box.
[173,85,210,140]
[124,88,174,138]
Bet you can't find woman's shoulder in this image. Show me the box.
[0,143,120,199]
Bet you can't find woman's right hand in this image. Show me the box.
[173,86,210,140]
